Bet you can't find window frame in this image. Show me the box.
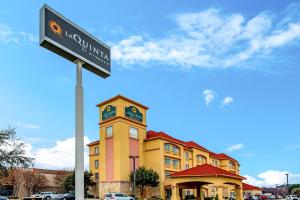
[129,127,138,139]
[106,126,113,138]
[95,160,99,169]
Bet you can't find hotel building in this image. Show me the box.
[88,95,253,200]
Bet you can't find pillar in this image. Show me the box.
[171,185,180,200]
[236,187,243,200]
[196,185,205,200]
[217,187,224,200]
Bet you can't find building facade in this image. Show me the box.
[88,95,249,200]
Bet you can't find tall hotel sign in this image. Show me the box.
[40,4,110,77]
[40,4,110,200]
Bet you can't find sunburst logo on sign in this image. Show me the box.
[49,20,63,38]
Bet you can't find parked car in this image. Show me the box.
[104,193,134,200]
[184,195,196,200]
[31,192,60,200]
[286,195,300,200]
[56,193,75,200]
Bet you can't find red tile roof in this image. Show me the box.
[146,130,238,163]
[87,140,100,146]
[209,152,238,163]
[171,164,245,179]
[243,183,261,190]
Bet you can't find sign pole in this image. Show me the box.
[75,59,85,200]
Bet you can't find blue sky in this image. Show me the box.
[1,0,300,186]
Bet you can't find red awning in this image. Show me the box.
[171,164,245,180]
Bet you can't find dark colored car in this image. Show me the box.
[56,193,75,200]
[185,195,196,200]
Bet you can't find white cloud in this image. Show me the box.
[226,143,244,152]
[19,122,40,130]
[111,3,300,69]
[0,23,37,44]
[0,23,18,43]
[244,170,300,187]
[284,144,300,151]
[25,136,91,170]
[222,96,234,106]
[203,89,216,106]
[19,31,38,42]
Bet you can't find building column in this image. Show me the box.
[171,185,180,200]
[217,187,224,200]
[196,185,204,200]
[236,187,243,200]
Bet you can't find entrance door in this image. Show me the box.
[165,188,172,200]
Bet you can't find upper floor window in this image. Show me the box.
[95,160,99,169]
[165,171,171,178]
[185,164,189,169]
[129,127,138,139]
[95,147,99,155]
[106,126,113,138]
[213,160,219,166]
[228,162,236,170]
[196,155,207,164]
[164,157,171,165]
[172,146,179,154]
[185,152,189,160]
[172,159,179,167]
[95,172,99,180]
[164,144,171,152]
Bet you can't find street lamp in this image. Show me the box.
[285,173,289,196]
[129,155,139,197]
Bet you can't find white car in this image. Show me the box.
[31,192,60,200]
[286,195,300,200]
[104,193,134,200]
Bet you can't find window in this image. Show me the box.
[229,162,236,170]
[106,126,113,138]
[95,147,99,155]
[197,155,207,164]
[214,160,218,166]
[164,144,171,152]
[129,127,138,139]
[185,152,189,160]
[165,171,171,178]
[185,164,189,169]
[95,160,99,169]
[164,157,171,165]
[172,146,179,154]
[95,172,99,180]
[172,159,179,167]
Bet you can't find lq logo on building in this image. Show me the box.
[40,4,111,78]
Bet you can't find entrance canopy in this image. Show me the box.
[168,164,246,200]
[171,164,245,180]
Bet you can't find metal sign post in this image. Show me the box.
[39,4,111,200]
[75,59,84,200]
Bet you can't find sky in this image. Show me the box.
[0,0,300,187]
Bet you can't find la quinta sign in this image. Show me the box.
[40,4,111,78]
[39,4,111,200]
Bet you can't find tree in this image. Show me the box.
[129,166,159,198]
[23,170,49,196]
[6,168,24,196]
[62,171,96,197]
[289,184,300,194]
[54,170,70,193]
[291,187,300,196]
[0,127,33,181]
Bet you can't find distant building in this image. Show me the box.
[0,168,69,197]
[243,183,262,196]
